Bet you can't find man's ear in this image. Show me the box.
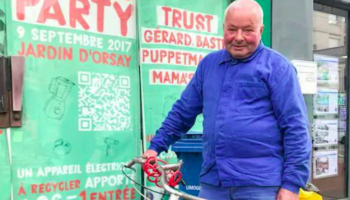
[260,24,265,35]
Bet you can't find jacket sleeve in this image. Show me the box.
[270,59,312,194]
[148,62,204,154]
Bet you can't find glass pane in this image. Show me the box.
[312,5,347,200]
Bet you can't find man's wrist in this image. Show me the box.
[148,143,164,155]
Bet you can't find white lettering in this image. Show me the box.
[36,165,82,177]
[186,185,201,191]
[32,28,39,41]
[31,28,103,49]
[142,28,224,50]
[85,174,133,188]
[85,162,126,173]
[17,168,33,179]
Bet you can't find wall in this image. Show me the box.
[272,0,314,61]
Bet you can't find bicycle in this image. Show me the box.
[123,156,206,200]
[123,156,323,200]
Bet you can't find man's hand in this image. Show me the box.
[142,149,158,159]
[277,188,298,200]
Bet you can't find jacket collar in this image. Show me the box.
[220,41,264,64]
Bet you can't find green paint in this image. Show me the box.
[4,0,141,199]
[0,129,11,200]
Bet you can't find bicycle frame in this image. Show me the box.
[125,157,206,200]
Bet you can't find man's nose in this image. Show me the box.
[235,30,244,42]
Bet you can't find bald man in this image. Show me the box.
[144,0,311,199]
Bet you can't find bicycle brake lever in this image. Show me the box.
[125,160,135,168]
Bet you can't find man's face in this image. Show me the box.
[223,8,264,59]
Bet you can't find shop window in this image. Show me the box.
[328,37,340,48]
[329,14,338,24]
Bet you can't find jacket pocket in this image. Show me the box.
[231,82,270,114]
[222,131,283,174]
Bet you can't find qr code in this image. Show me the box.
[78,72,131,131]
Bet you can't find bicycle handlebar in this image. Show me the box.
[125,157,206,200]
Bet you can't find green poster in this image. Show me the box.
[138,0,228,198]
[0,129,11,200]
[0,0,5,55]
[5,0,141,199]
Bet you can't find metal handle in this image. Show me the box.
[11,56,25,112]
[0,56,7,113]
[127,156,206,200]
[157,166,206,200]
[0,56,25,128]
[125,157,145,168]
[124,156,207,200]
[125,160,136,168]
[0,56,9,127]
[10,56,25,127]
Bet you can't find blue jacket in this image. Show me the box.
[149,42,312,194]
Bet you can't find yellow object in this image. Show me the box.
[299,188,323,200]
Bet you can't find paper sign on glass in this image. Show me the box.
[313,150,338,179]
[291,60,317,94]
[313,119,338,147]
[314,54,339,85]
[314,88,339,115]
